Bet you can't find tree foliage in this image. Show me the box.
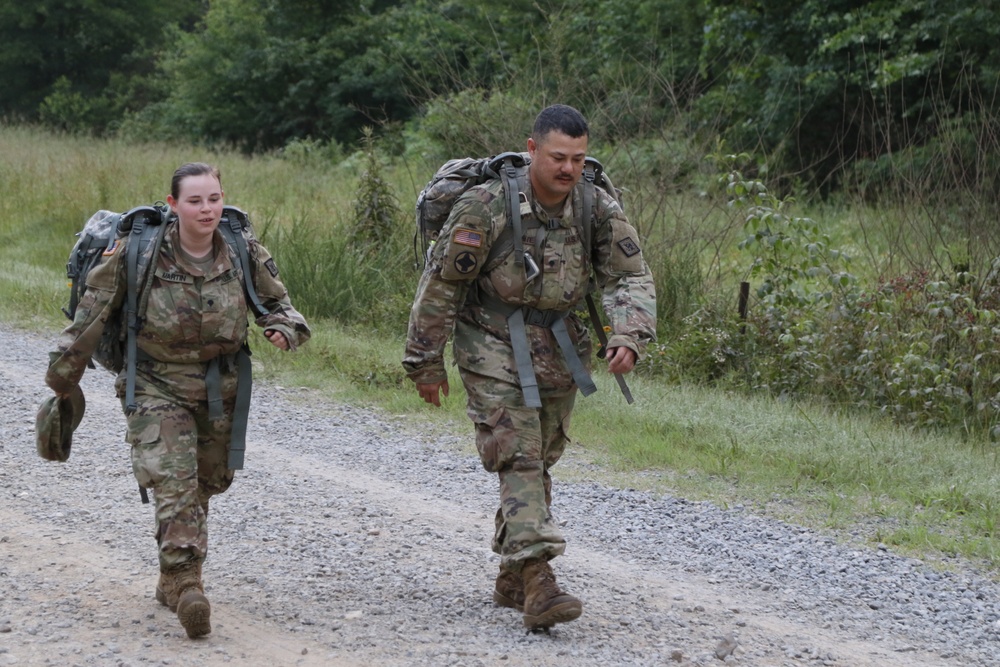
[0,0,201,132]
[146,0,414,151]
[2,0,998,192]
[699,0,1000,190]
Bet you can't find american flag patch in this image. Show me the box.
[452,228,483,248]
[102,239,121,256]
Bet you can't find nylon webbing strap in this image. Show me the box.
[205,357,224,421]
[135,222,165,322]
[124,216,168,415]
[501,162,525,267]
[582,164,595,254]
[550,317,597,397]
[227,346,253,470]
[506,307,542,408]
[220,212,270,319]
[479,293,597,407]
[124,218,146,415]
[585,293,634,404]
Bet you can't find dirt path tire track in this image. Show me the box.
[0,322,989,666]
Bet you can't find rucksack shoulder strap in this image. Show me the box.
[123,204,169,414]
[582,161,597,256]
[214,205,265,472]
[491,153,529,269]
[218,205,270,319]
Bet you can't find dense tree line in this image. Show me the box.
[2,0,997,190]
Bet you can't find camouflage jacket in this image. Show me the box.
[46,220,311,396]
[402,174,656,389]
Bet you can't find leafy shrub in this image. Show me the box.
[649,152,1000,439]
[418,89,538,159]
[349,128,403,257]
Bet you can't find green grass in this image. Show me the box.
[6,124,1000,576]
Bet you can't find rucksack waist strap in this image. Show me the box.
[132,346,253,471]
[476,293,597,407]
[522,306,563,328]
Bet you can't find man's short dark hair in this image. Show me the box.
[532,104,589,141]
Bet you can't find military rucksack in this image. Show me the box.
[414,151,621,269]
[413,151,633,403]
[64,203,270,405]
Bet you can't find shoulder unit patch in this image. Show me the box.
[617,237,641,257]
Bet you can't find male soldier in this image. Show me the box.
[403,104,656,630]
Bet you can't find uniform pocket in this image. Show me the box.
[143,273,197,347]
[200,271,248,345]
[545,414,571,467]
[126,415,162,489]
[474,406,517,473]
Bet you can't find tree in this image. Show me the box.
[699,0,1000,191]
[153,0,413,151]
[0,0,201,132]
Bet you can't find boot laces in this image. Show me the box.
[536,566,562,598]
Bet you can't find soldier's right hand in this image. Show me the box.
[417,379,449,407]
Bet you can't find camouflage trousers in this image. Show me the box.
[117,363,237,572]
[460,368,577,573]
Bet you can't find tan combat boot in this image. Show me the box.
[521,558,583,629]
[493,566,525,612]
[174,561,211,639]
[155,570,179,611]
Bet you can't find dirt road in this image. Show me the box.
[1,323,994,666]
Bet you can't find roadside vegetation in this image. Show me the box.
[4,123,1000,574]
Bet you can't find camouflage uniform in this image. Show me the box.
[403,173,656,572]
[47,221,310,572]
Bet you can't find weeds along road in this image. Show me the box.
[1,321,997,666]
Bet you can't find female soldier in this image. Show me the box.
[45,162,311,638]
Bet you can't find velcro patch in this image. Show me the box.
[264,258,279,277]
[102,240,120,256]
[454,251,478,274]
[617,237,641,257]
[452,228,483,248]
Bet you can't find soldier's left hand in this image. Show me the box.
[264,329,289,351]
[606,346,636,374]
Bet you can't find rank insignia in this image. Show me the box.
[453,228,483,248]
[617,237,641,257]
[454,251,478,274]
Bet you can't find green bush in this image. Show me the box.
[648,153,1000,439]
[349,128,403,257]
[418,89,539,159]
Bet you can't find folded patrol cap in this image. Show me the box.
[35,386,86,462]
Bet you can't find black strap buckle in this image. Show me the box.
[523,308,562,328]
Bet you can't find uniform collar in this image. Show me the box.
[525,180,576,228]
[164,222,235,278]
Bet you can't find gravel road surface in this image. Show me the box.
[2,322,1000,666]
